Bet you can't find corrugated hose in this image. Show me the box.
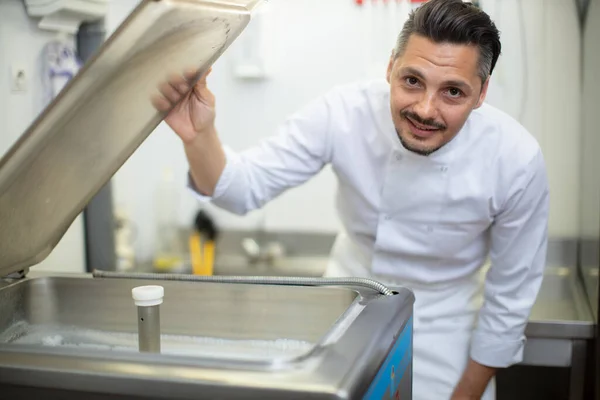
[92,270,395,296]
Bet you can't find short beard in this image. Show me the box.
[397,110,447,156]
[397,133,438,155]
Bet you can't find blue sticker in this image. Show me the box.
[363,317,412,400]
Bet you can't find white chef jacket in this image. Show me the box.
[189,79,550,369]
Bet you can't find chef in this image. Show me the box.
[152,0,549,398]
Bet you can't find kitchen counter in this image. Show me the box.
[526,266,594,339]
[514,266,593,400]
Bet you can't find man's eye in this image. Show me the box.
[447,88,462,98]
[405,77,419,86]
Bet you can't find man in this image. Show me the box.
[152,0,549,398]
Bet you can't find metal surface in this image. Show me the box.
[579,239,599,321]
[0,274,414,399]
[138,305,161,353]
[0,0,262,278]
[521,338,574,367]
[503,267,593,400]
[525,266,594,339]
[497,265,592,399]
[569,340,588,400]
[77,19,117,273]
[93,270,396,296]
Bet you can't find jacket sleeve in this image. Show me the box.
[188,93,335,215]
[470,149,550,368]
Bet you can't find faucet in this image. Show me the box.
[240,212,287,264]
[241,237,286,264]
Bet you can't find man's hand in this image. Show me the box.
[152,67,216,144]
[151,67,226,197]
[450,359,496,400]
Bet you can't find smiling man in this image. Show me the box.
[153,0,550,398]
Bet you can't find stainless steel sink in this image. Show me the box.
[0,275,353,351]
[0,274,414,399]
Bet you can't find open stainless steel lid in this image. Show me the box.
[0,0,263,277]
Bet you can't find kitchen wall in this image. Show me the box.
[0,0,583,266]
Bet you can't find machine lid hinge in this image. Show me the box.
[1,267,29,280]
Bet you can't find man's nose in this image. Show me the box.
[413,92,437,120]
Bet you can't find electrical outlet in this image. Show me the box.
[10,64,28,93]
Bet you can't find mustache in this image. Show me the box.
[401,110,446,130]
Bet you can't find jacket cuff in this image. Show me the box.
[470,331,526,368]
[186,146,239,202]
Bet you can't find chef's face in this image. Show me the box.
[386,34,489,155]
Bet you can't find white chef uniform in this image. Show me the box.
[188,79,550,400]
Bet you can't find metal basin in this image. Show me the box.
[0,276,354,356]
[0,274,414,399]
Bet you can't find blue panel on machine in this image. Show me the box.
[363,317,412,400]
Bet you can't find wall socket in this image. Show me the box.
[10,64,28,93]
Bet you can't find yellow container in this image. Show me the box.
[189,232,214,276]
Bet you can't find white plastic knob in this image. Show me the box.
[132,285,164,307]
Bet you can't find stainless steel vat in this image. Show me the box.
[0,274,414,399]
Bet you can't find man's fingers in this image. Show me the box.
[167,72,191,95]
[183,68,199,82]
[159,81,183,103]
[152,67,213,112]
[151,93,172,112]
[198,67,212,85]
[182,66,212,85]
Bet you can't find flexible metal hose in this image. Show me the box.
[92,270,395,296]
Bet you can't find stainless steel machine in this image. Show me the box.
[0,1,415,398]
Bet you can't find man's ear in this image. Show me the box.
[474,77,490,109]
[386,55,395,83]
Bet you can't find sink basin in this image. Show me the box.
[0,274,414,399]
[0,276,355,360]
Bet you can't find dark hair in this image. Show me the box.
[393,0,501,83]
